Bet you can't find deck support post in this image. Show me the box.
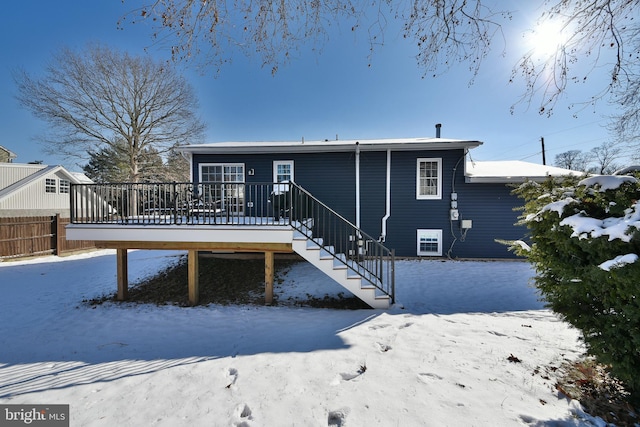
[265,251,274,305]
[188,250,199,306]
[116,248,129,300]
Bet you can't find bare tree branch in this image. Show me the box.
[511,0,638,116]
[119,0,639,133]
[14,44,205,182]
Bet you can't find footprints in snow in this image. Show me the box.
[376,342,392,353]
[233,403,253,426]
[327,408,349,426]
[418,372,444,383]
[326,320,411,426]
[225,368,253,426]
[226,368,238,388]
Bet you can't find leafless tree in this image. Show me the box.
[554,149,593,171]
[590,141,623,174]
[14,44,205,183]
[511,0,638,117]
[119,1,508,77]
[609,26,640,152]
[119,1,636,118]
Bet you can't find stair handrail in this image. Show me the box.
[287,182,395,304]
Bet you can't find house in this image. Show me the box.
[0,163,93,218]
[65,135,581,308]
[178,140,582,259]
[0,146,17,163]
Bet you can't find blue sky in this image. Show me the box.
[0,1,623,170]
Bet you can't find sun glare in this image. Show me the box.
[526,18,567,59]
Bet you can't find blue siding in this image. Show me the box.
[193,152,357,221]
[455,183,526,258]
[359,151,387,240]
[191,149,527,259]
[383,150,463,257]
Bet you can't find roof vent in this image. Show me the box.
[435,123,442,138]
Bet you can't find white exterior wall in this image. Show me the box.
[0,168,73,217]
[0,164,47,188]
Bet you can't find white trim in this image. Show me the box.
[273,160,294,183]
[416,158,442,200]
[67,224,294,244]
[179,137,482,155]
[355,143,360,228]
[417,229,442,256]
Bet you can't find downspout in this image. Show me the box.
[355,141,361,229]
[380,149,391,242]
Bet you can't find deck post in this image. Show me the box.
[188,249,199,305]
[116,248,129,300]
[265,251,274,305]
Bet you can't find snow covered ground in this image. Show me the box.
[0,250,602,426]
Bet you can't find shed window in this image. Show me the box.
[416,158,442,199]
[45,178,57,193]
[59,179,70,194]
[417,229,442,256]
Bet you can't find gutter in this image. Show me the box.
[355,141,360,229]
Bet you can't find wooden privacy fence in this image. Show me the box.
[0,215,94,260]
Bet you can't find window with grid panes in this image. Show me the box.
[45,178,57,193]
[416,158,442,199]
[417,229,442,256]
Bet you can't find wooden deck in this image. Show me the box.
[68,182,395,307]
[67,222,298,306]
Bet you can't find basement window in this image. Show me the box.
[45,178,57,193]
[417,229,442,256]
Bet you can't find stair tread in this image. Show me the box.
[291,229,392,309]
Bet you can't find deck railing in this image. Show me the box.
[70,182,395,302]
[71,182,294,226]
[287,183,395,303]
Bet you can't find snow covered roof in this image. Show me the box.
[179,137,482,154]
[465,160,584,183]
[69,171,94,184]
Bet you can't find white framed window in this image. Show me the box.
[59,179,70,194]
[199,163,245,214]
[273,161,294,183]
[416,158,442,200]
[417,229,442,256]
[45,178,57,193]
[200,164,245,183]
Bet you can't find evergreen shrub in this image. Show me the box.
[512,174,640,403]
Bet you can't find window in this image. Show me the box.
[59,179,70,194]
[45,178,57,193]
[200,164,245,183]
[417,229,442,256]
[273,161,294,183]
[199,164,245,214]
[416,158,442,199]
